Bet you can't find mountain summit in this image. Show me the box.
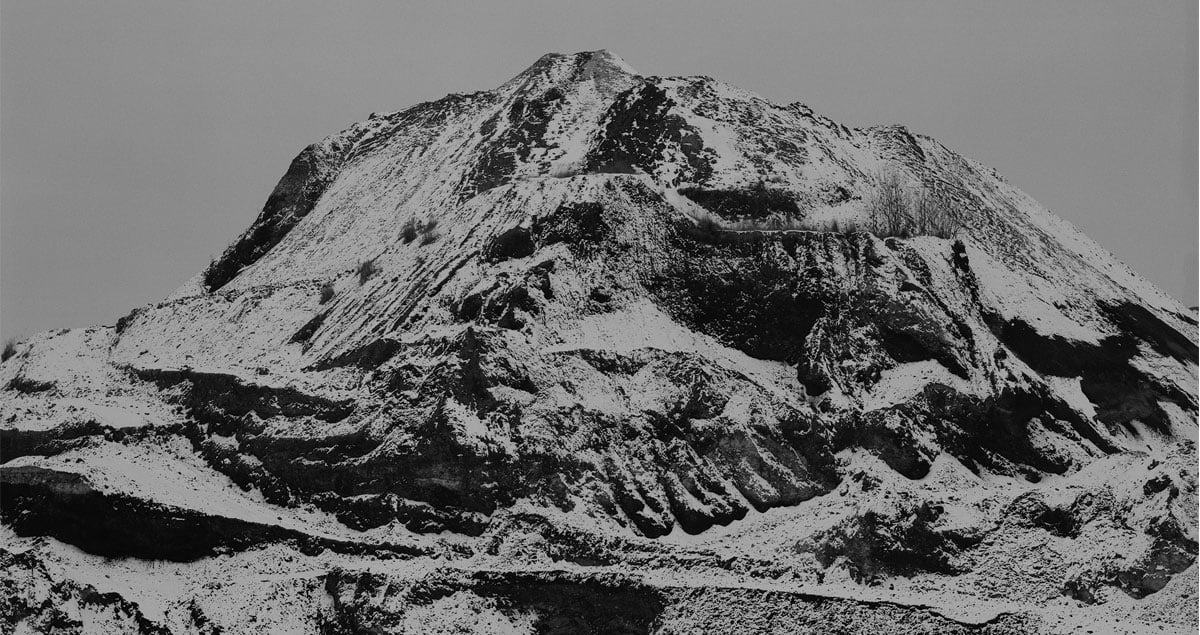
[2,51,1196,633]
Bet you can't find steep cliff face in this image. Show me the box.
[2,51,1196,633]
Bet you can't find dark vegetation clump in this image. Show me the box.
[679,181,808,243]
[590,157,640,174]
[358,259,379,285]
[684,212,725,243]
[679,180,802,220]
[319,281,335,304]
[680,172,959,243]
[695,213,723,236]
[1,339,16,362]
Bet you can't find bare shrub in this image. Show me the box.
[402,218,439,245]
[358,259,378,285]
[867,169,911,237]
[401,220,418,243]
[867,169,958,239]
[908,187,958,238]
[402,218,441,246]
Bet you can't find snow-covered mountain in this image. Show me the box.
[2,50,1196,633]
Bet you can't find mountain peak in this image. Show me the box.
[580,48,637,73]
[501,49,639,92]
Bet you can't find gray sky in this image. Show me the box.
[1,0,1195,342]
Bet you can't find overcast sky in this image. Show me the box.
[1,0,1195,342]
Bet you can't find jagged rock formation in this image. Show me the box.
[2,50,1196,634]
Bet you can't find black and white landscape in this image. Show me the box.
[1,50,1196,634]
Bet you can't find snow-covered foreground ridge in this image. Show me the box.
[2,50,1196,634]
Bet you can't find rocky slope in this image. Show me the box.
[1,50,1196,634]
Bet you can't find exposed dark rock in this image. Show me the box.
[486,226,536,262]
[532,201,611,256]
[0,468,424,561]
[985,312,1192,434]
[585,83,715,184]
[289,310,327,344]
[136,368,354,433]
[309,337,403,370]
[471,571,666,635]
[1101,300,1198,363]
[460,88,566,198]
[836,383,1108,480]
[0,549,172,634]
[0,422,170,463]
[322,567,664,635]
[6,375,55,394]
[797,500,969,582]
[204,138,357,291]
